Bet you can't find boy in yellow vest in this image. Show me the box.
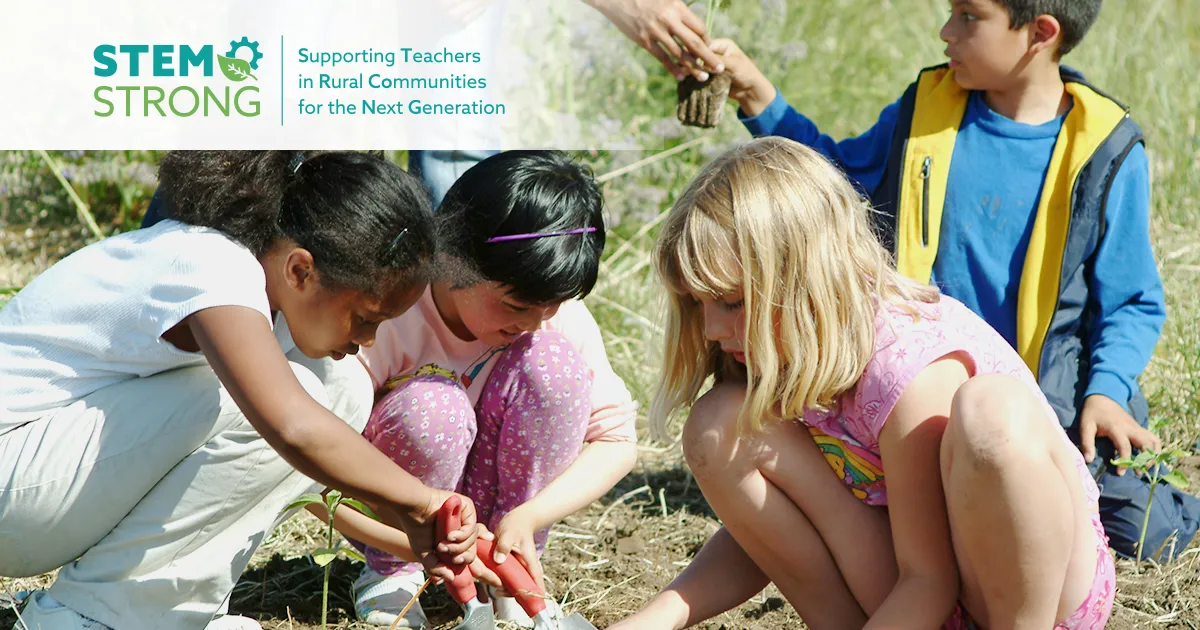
[711,0,1199,561]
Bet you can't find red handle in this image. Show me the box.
[437,496,477,604]
[477,537,547,617]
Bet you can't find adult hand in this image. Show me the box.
[1080,394,1162,475]
[587,0,725,81]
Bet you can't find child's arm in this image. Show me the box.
[868,358,969,630]
[1078,145,1166,467]
[711,38,900,196]
[609,527,771,630]
[188,305,477,578]
[303,502,418,562]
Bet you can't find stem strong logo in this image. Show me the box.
[92,36,264,118]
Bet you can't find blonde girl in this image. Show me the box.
[610,138,1114,630]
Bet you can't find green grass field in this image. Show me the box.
[3,0,1200,627]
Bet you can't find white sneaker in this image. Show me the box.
[204,615,263,630]
[12,592,111,630]
[353,567,428,628]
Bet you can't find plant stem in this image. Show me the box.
[322,564,330,628]
[323,506,335,629]
[1137,473,1159,565]
[705,0,718,33]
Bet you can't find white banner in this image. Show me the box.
[0,0,643,149]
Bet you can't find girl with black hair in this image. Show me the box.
[347,151,639,628]
[0,151,480,630]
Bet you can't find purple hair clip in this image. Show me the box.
[486,227,598,243]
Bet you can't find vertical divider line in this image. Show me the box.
[280,35,284,126]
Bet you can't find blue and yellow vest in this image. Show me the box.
[871,65,1146,430]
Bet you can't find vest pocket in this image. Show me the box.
[920,156,932,247]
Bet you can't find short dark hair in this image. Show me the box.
[997,0,1101,55]
[436,151,606,305]
[158,151,436,296]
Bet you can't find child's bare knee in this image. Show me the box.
[948,374,1043,465]
[682,384,747,474]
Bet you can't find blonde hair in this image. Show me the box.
[650,137,939,438]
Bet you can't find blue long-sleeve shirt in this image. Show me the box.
[741,89,1166,410]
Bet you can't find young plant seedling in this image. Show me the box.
[283,490,378,629]
[1110,448,1191,565]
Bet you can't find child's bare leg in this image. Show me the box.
[942,374,1099,629]
[683,384,898,628]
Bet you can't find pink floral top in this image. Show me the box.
[802,294,1098,508]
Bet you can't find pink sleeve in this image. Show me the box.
[357,318,413,391]
[849,306,973,449]
[548,301,639,443]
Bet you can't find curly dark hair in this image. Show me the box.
[157,151,437,296]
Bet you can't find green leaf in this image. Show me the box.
[281,493,326,513]
[340,498,380,521]
[1161,470,1190,490]
[313,547,338,567]
[218,55,257,82]
[1170,449,1192,460]
[342,546,366,563]
[325,489,343,511]
[1132,450,1155,469]
[1110,457,1136,468]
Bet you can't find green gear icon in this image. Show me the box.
[226,37,263,70]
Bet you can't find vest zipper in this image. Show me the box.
[920,156,932,247]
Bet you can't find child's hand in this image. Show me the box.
[466,525,504,590]
[1081,394,1163,475]
[490,505,546,594]
[380,488,480,582]
[709,38,777,117]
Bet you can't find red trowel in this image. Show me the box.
[439,497,597,630]
[439,498,497,630]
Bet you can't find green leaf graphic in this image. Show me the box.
[218,55,257,82]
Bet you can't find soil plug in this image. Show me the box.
[676,0,730,128]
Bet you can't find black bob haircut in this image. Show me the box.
[436,150,606,306]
